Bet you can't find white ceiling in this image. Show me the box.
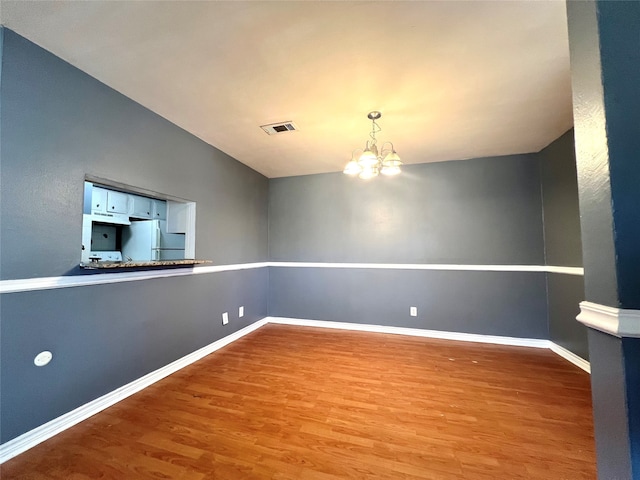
[1,1,573,178]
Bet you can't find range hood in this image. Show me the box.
[90,211,131,225]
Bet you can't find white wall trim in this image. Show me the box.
[0,319,269,464]
[0,262,269,294]
[268,317,590,371]
[545,265,585,276]
[269,262,584,275]
[0,316,591,464]
[265,316,550,349]
[548,342,590,373]
[0,262,584,294]
[577,301,640,338]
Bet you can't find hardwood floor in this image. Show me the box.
[2,324,596,479]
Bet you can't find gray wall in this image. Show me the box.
[1,269,267,442]
[269,156,545,264]
[0,29,269,443]
[539,130,588,360]
[547,273,587,359]
[567,2,640,476]
[539,130,583,267]
[268,156,549,337]
[1,29,267,281]
[270,267,548,338]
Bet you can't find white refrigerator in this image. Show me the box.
[122,220,186,261]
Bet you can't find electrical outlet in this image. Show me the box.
[410,306,418,317]
[222,312,229,325]
[239,306,244,317]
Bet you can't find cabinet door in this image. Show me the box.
[92,187,107,213]
[130,195,153,219]
[107,190,129,214]
[153,200,167,220]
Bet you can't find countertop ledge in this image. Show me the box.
[80,260,212,269]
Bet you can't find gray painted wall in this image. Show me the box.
[268,156,548,337]
[269,156,545,265]
[268,138,586,351]
[1,268,268,443]
[547,273,587,360]
[0,28,268,281]
[539,130,587,360]
[588,329,632,479]
[539,130,583,267]
[566,2,640,477]
[0,29,269,443]
[270,267,548,338]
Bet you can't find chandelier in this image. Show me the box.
[343,111,402,179]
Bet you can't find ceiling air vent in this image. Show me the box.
[260,121,298,135]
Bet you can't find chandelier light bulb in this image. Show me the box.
[382,150,402,167]
[358,148,378,168]
[359,166,379,180]
[343,160,362,175]
[381,165,401,176]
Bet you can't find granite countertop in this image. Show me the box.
[81,259,212,269]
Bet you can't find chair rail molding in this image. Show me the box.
[577,301,640,338]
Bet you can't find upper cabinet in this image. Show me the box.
[130,195,154,219]
[153,199,167,220]
[92,187,108,212]
[107,190,129,214]
[91,186,166,220]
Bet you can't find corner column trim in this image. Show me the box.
[577,301,640,338]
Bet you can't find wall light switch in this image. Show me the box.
[410,307,418,317]
[239,306,244,317]
[222,312,229,325]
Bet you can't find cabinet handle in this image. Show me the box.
[96,204,100,208]
[147,212,150,215]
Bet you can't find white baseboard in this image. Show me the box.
[0,319,269,464]
[266,317,590,373]
[0,316,590,464]
[549,341,591,373]
[265,316,550,348]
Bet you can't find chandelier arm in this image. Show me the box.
[380,141,395,156]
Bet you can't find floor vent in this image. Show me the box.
[260,121,298,135]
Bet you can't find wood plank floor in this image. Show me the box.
[2,324,596,479]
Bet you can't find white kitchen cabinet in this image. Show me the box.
[130,195,153,219]
[107,190,129,214]
[166,201,196,258]
[166,201,188,233]
[91,186,108,213]
[152,200,167,220]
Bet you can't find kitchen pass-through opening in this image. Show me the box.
[81,179,196,267]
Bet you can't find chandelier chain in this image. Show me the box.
[369,118,381,148]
